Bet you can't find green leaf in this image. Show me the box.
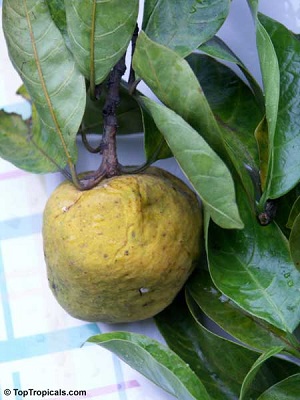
[259,14,300,200]
[239,347,285,400]
[257,374,300,400]
[186,53,261,169]
[82,84,143,135]
[199,35,243,64]
[143,0,230,57]
[247,1,280,208]
[187,269,299,356]
[207,180,300,333]
[140,103,172,162]
[156,294,298,400]
[247,7,300,204]
[199,35,264,108]
[157,295,255,399]
[16,84,31,102]
[87,331,210,400]
[254,117,269,191]
[290,213,300,272]
[3,0,86,169]
[142,97,243,230]
[45,0,67,38]
[133,31,226,156]
[0,110,58,173]
[287,196,300,229]
[133,32,261,206]
[274,186,300,239]
[65,0,138,89]
[186,52,262,203]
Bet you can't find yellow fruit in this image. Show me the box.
[42,167,202,323]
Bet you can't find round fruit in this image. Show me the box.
[42,167,202,323]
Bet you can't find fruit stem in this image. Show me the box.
[99,53,127,177]
[76,54,127,190]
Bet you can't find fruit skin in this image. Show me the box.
[42,167,202,323]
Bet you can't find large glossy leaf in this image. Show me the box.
[142,97,243,230]
[133,32,261,212]
[133,31,226,156]
[273,185,300,239]
[258,14,300,200]
[87,331,210,400]
[186,52,262,203]
[3,0,86,169]
[65,0,138,89]
[247,5,300,205]
[187,270,299,357]
[142,49,263,168]
[239,347,284,400]
[0,110,58,173]
[186,53,261,169]
[157,296,255,400]
[290,213,300,272]
[247,1,280,209]
[207,180,300,333]
[187,295,300,393]
[156,294,298,400]
[257,374,300,400]
[143,0,230,58]
[199,36,264,108]
[82,84,143,135]
[287,196,300,229]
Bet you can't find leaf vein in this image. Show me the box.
[22,0,72,163]
[223,243,288,329]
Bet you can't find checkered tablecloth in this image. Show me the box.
[0,3,176,399]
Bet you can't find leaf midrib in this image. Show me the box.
[23,0,72,164]
[218,240,289,331]
[90,0,97,91]
[191,279,291,351]
[100,338,204,400]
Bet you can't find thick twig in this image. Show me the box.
[79,166,106,190]
[72,24,142,190]
[78,53,127,190]
[99,53,127,177]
